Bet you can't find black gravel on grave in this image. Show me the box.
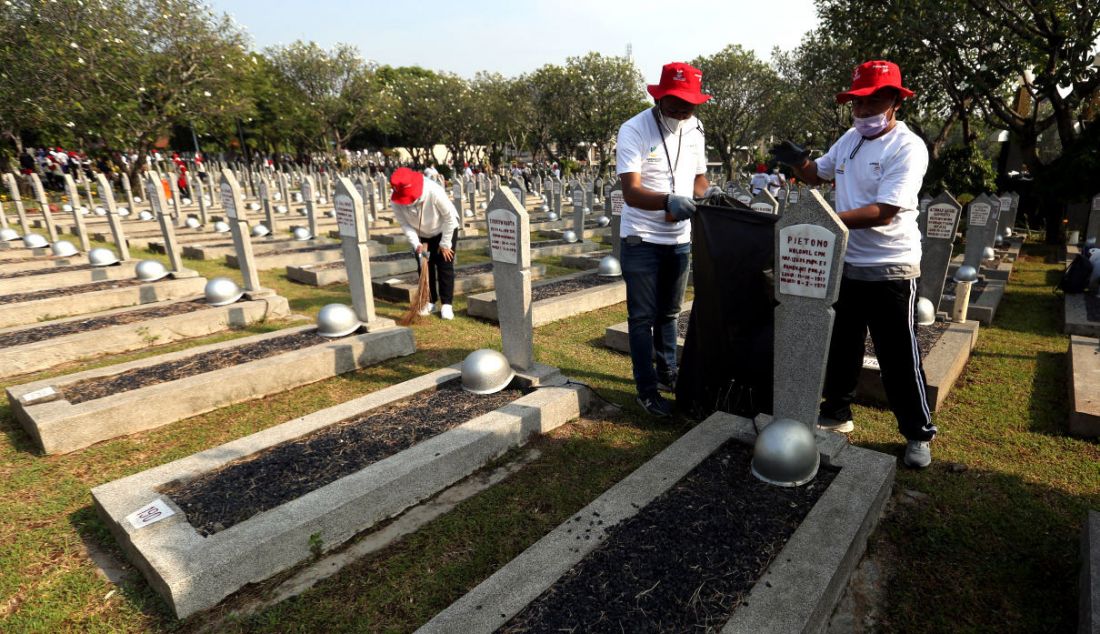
[0,262,96,279]
[311,251,412,270]
[0,277,146,305]
[942,278,989,302]
[531,275,617,302]
[0,300,209,347]
[531,239,568,247]
[62,329,328,404]
[162,379,526,536]
[1085,294,1100,322]
[863,319,949,360]
[390,262,494,284]
[500,441,837,633]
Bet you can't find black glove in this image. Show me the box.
[769,140,810,167]
[665,194,696,221]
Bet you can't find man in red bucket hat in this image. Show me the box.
[771,60,935,468]
[390,166,460,320]
[616,62,711,417]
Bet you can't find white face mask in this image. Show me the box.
[659,112,686,134]
[853,112,890,137]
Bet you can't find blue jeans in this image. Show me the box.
[620,239,691,396]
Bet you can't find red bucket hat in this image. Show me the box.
[647,62,711,105]
[836,60,915,104]
[390,167,424,205]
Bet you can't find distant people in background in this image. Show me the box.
[422,162,440,182]
[767,167,785,197]
[463,162,473,179]
[749,163,769,195]
[19,150,35,175]
[177,167,191,199]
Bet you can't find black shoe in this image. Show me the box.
[636,392,672,417]
[656,372,677,393]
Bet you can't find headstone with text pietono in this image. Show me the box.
[918,191,962,309]
[773,187,849,430]
[487,188,533,371]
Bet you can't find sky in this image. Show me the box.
[209,0,822,82]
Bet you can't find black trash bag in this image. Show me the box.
[675,203,778,420]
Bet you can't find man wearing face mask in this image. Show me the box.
[770,60,934,468]
[616,61,710,417]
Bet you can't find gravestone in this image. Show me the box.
[144,175,198,278]
[919,195,932,215]
[27,173,58,241]
[62,175,91,251]
[1086,194,1100,244]
[961,194,997,270]
[572,185,586,239]
[4,173,31,235]
[353,180,372,231]
[120,173,136,212]
[193,175,209,226]
[301,175,318,239]
[220,172,263,293]
[258,177,277,237]
[997,193,1014,239]
[571,184,585,212]
[487,188,533,371]
[585,183,595,212]
[453,179,464,216]
[277,172,291,211]
[732,184,752,206]
[608,184,624,259]
[334,177,391,329]
[94,173,130,261]
[79,170,96,212]
[983,195,1002,251]
[749,190,779,215]
[167,170,184,222]
[918,192,962,309]
[772,187,849,430]
[552,177,562,216]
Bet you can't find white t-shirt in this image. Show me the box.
[615,108,707,245]
[749,172,769,194]
[767,173,783,195]
[814,121,928,267]
[391,178,460,250]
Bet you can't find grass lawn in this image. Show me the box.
[0,239,1096,632]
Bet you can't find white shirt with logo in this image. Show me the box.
[814,121,928,267]
[615,108,707,245]
[391,178,460,250]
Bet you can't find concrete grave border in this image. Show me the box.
[468,269,626,327]
[224,242,383,272]
[0,276,207,330]
[604,300,693,361]
[418,411,895,633]
[0,294,291,380]
[1068,335,1100,437]
[91,365,587,619]
[7,322,414,454]
[181,237,334,261]
[0,261,139,294]
[285,256,418,287]
[0,254,84,274]
[373,263,547,304]
[1064,294,1100,338]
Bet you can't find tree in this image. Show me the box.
[563,53,648,172]
[692,45,782,179]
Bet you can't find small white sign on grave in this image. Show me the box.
[969,203,991,226]
[777,224,836,299]
[220,182,237,219]
[787,189,801,204]
[610,191,624,215]
[487,208,519,264]
[125,498,175,529]
[926,204,959,240]
[334,194,357,238]
[21,386,57,404]
[862,355,881,370]
[999,196,1012,212]
[750,202,776,214]
[736,194,752,205]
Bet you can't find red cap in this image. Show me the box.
[390,167,423,205]
[647,62,711,105]
[836,60,914,104]
[756,163,767,173]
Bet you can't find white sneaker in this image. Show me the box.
[817,415,855,434]
[440,304,454,320]
[904,440,932,468]
[418,302,435,317]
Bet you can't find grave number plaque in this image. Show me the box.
[926,204,959,240]
[777,224,836,300]
[335,194,357,238]
[969,202,991,227]
[610,190,624,215]
[126,499,175,529]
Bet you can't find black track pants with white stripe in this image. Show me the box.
[820,276,937,441]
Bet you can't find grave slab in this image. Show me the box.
[0,260,140,294]
[285,254,419,287]
[1064,294,1100,338]
[1068,335,1100,437]
[0,276,207,330]
[467,269,626,327]
[91,365,587,619]
[857,320,980,411]
[559,249,611,270]
[7,323,415,454]
[940,280,1005,325]
[0,295,290,380]
[181,237,338,261]
[0,254,84,274]
[418,411,894,633]
[509,240,601,260]
[223,243,382,271]
[604,301,693,360]
[374,263,547,303]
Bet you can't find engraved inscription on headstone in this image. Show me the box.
[488,208,519,264]
[335,193,358,238]
[777,224,836,299]
[926,203,959,240]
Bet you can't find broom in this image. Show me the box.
[399,211,430,326]
[399,251,431,325]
